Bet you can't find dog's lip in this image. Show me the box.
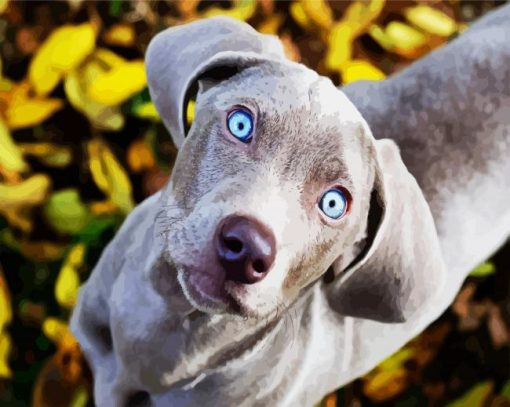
[178,268,249,314]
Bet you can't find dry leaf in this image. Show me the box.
[65,49,125,131]
[29,23,96,96]
[341,59,386,84]
[487,305,509,348]
[258,13,284,35]
[6,96,64,130]
[103,23,135,47]
[289,2,314,31]
[301,0,333,31]
[0,118,27,172]
[0,267,12,378]
[0,174,51,210]
[87,60,146,106]
[202,0,257,22]
[404,5,457,37]
[19,239,67,262]
[127,139,155,173]
[385,21,428,52]
[55,244,85,309]
[87,139,134,214]
[363,368,409,402]
[326,0,385,72]
[19,142,72,168]
[176,0,201,19]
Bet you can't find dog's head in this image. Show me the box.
[146,17,445,322]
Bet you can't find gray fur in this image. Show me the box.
[71,7,510,407]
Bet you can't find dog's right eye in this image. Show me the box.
[227,108,253,143]
[319,188,349,220]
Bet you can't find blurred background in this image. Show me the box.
[0,0,509,406]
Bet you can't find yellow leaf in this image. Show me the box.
[289,2,313,31]
[94,47,126,67]
[0,0,8,14]
[344,0,385,34]
[29,23,96,96]
[65,50,125,131]
[55,244,85,309]
[103,23,135,47]
[326,0,385,72]
[385,21,428,52]
[0,119,27,172]
[42,317,76,348]
[377,347,415,372]
[404,5,457,37]
[87,139,134,214]
[0,267,12,378]
[301,0,333,31]
[257,14,284,35]
[19,142,72,167]
[363,368,408,402]
[88,60,147,106]
[202,0,256,21]
[6,97,64,130]
[368,24,394,51]
[341,60,386,84]
[0,174,51,210]
[186,100,195,125]
[0,333,11,378]
[326,22,354,71]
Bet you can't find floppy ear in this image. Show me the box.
[145,16,285,149]
[329,138,446,323]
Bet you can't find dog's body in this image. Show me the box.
[71,5,510,407]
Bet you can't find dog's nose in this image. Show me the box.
[216,216,276,284]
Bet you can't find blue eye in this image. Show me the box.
[227,109,253,142]
[319,188,348,220]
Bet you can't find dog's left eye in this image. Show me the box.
[319,188,348,220]
[227,109,253,142]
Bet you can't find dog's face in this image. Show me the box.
[147,17,446,324]
[156,62,375,318]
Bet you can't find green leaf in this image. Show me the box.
[43,189,91,234]
[501,380,510,399]
[469,261,496,277]
[446,381,493,407]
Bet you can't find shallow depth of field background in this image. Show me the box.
[0,1,509,406]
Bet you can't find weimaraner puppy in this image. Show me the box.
[71,4,510,406]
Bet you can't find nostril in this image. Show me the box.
[224,237,243,254]
[252,259,266,274]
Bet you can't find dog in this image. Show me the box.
[71,4,510,406]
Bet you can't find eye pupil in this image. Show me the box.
[238,123,244,130]
[329,200,335,208]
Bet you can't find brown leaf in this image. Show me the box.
[487,305,509,348]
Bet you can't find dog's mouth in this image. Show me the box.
[177,268,251,316]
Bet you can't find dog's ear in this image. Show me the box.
[329,137,446,323]
[145,17,284,149]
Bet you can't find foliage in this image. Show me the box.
[0,1,508,406]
